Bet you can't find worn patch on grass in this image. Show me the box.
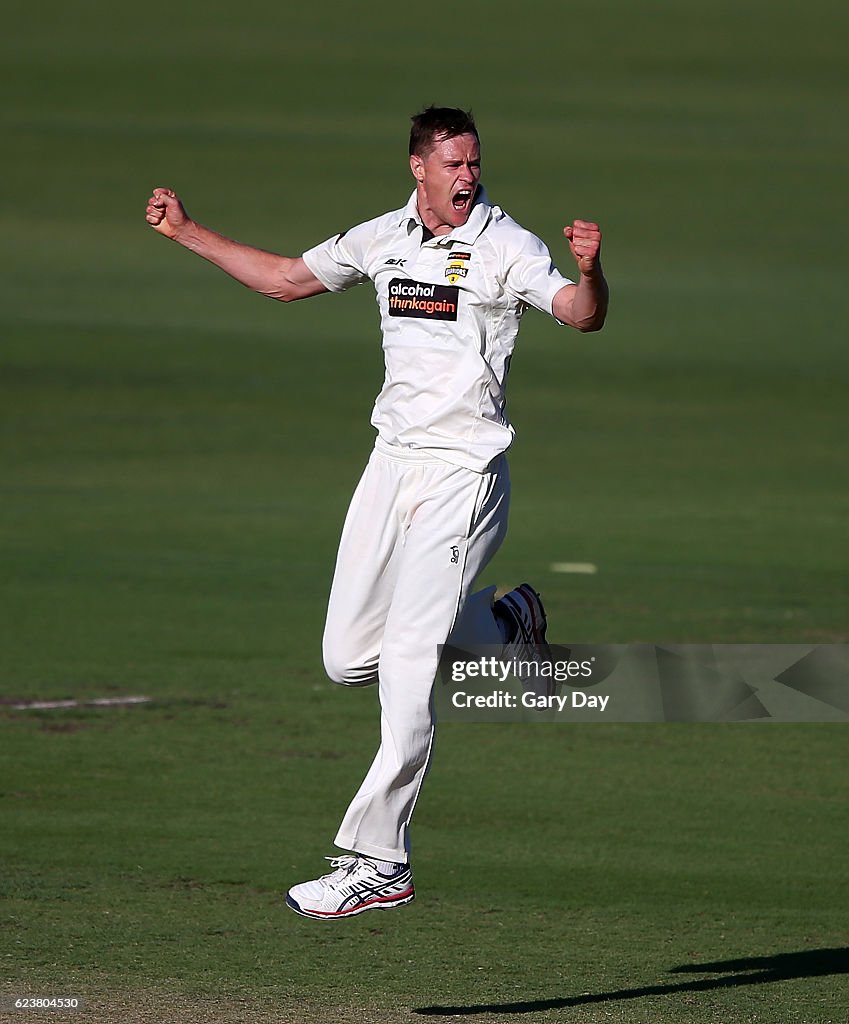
[7,697,152,711]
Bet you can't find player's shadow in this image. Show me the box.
[413,947,849,1016]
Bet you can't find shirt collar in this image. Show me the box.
[399,186,493,245]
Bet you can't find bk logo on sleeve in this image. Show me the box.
[388,279,459,321]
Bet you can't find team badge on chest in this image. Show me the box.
[445,251,471,284]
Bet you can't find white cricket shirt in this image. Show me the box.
[302,187,573,472]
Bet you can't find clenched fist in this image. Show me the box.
[564,219,602,276]
[145,188,190,240]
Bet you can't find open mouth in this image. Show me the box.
[452,188,473,211]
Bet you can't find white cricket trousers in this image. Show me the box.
[323,439,510,862]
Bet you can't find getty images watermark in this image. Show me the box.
[449,654,607,712]
[436,644,849,722]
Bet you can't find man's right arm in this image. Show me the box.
[144,188,328,302]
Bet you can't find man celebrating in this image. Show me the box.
[145,107,608,919]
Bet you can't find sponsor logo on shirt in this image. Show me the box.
[388,279,459,321]
[445,251,471,284]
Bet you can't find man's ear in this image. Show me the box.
[410,154,425,184]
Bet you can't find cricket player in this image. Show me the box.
[145,107,608,919]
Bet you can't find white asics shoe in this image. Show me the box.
[495,583,555,697]
[286,855,415,920]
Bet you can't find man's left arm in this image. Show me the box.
[552,219,609,332]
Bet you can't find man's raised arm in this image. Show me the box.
[552,219,609,332]
[144,188,328,303]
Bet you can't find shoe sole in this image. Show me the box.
[285,887,415,920]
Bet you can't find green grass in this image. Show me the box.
[4,714,849,1022]
[3,0,849,1021]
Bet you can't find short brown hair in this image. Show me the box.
[409,106,479,157]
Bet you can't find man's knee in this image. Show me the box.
[322,638,379,687]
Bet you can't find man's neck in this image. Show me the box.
[414,187,455,238]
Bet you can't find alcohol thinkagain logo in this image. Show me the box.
[388,278,459,321]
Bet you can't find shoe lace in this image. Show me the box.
[320,855,360,884]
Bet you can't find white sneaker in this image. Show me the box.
[495,583,555,697]
[286,855,415,920]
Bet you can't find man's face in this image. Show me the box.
[410,132,482,235]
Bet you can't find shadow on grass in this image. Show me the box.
[414,947,849,1016]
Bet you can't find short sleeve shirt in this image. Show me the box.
[302,187,573,471]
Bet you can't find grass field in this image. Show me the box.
[3,0,849,1021]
